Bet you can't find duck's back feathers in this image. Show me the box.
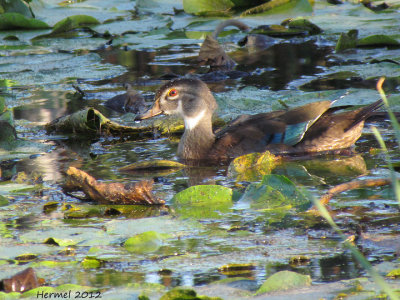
[212,101,333,159]
[211,99,383,159]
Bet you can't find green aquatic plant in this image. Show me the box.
[314,77,400,300]
[372,77,400,203]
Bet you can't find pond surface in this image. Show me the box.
[1,0,400,299]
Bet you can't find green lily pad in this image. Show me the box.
[240,174,311,211]
[0,195,9,206]
[255,270,311,295]
[81,257,102,269]
[357,34,400,48]
[0,12,49,30]
[335,29,358,52]
[160,287,222,300]
[52,15,100,34]
[30,260,79,268]
[241,0,312,16]
[172,185,233,219]
[250,24,307,37]
[45,108,152,138]
[284,17,322,34]
[182,0,235,15]
[0,291,20,299]
[218,263,256,276]
[124,231,170,254]
[0,0,33,17]
[0,182,39,195]
[228,151,279,182]
[386,268,400,278]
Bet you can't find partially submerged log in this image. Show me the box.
[65,167,164,205]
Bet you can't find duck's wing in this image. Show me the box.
[212,101,332,158]
[296,99,383,152]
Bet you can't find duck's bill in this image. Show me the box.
[135,99,162,120]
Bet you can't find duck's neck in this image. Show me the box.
[178,110,215,160]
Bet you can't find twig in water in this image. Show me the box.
[318,178,391,206]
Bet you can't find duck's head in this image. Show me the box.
[136,78,217,130]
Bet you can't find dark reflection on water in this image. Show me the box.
[237,40,331,90]
[318,253,358,282]
[96,39,331,91]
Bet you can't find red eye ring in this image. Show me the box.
[168,88,178,97]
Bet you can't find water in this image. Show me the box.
[1,1,400,298]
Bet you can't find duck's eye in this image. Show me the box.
[168,88,178,98]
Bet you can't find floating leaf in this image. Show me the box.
[228,151,280,182]
[43,202,59,214]
[30,260,78,268]
[218,263,256,276]
[45,108,112,135]
[45,108,154,138]
[284,17,322,34]
[386,269,400,278]
[0,0,33,17]
[250,24,307,37]
[61,203,166,219]
[289,255,311,266]
[240,175,311,211]
[124,231,170,254]
[44,237,75,247]
[241,0,292,15]
[255,270,311,294]
[241,0,312,16]
[52,15,100,34]
[120,160,185,172]
[172,185,232,219]
[0,121,17,145]
[160,287,222,300]
[182,0,234,15]
[357,34,400,48]
[81,257,102,269]
[335,29,358,52]
[0,195,9,206]
[0,13,49,30]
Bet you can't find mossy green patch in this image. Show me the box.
[0,12,49,30]
[173,185,232,219]
[335,29,358,52]
[255,270,311,294]
[124,231,170,254]
[228,151,279,181]
[357,34,399,47]
[52,15,100,34]
[240,174,311,211]
[160,287,222,300]
[183,0,235,15]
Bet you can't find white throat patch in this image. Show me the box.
[184,109,206,130]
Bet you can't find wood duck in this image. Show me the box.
[136,78,382,164]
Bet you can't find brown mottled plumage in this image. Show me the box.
[136,78,382,164]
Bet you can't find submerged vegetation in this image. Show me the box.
[0,0,400,299]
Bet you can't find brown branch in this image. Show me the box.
[64,167,164,205]
[318,178,391,206]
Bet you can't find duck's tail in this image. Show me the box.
[345,99,384,131]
